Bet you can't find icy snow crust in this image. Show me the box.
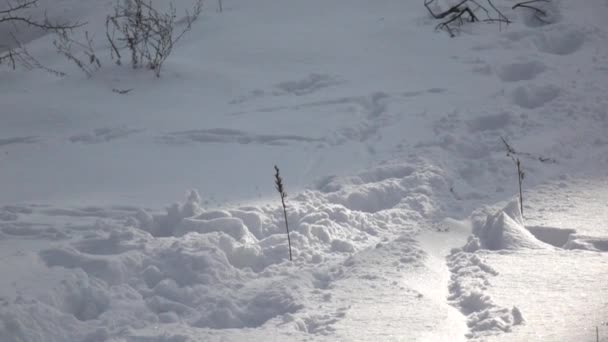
[1,0,608,340]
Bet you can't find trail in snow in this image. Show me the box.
[1,0,608,340]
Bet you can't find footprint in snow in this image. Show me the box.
[69,127,142,144]
[159,128,322,146]
[0,136,38,147]
[496,60,547,82]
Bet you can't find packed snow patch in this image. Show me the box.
[448,235,524,339]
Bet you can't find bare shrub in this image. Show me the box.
[105,0,202,77]
[53,31,101,77]
[0,0,82,70]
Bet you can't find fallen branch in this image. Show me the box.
[512,0,551,24]
[425,0,510,37]
[112,88,134,94]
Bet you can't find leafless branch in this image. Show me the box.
[0,32,65,75]
[1,0,84,70]
[500,136,556,164]
[0,0,84,30]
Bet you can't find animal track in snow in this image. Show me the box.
[497,61,547,82]
[466,112,515,133]
[69,127,141,144]
[159,128,322,146]
[230,92,394,145]
[229,73,342,104]
[274,73,343,96]
[1,222,65,240]
[511,84,561,109]
[0,136,37,147]
[533,26,585,56]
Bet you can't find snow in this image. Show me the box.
[1,0,608,340]
[474,199,553,250]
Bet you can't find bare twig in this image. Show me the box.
[500,136,556,164]
[1,33,65,75]
[0,0,84,29]
[476,0,511,30]
[501,138,525,216]
[516,157,524,216]
[53,30,101,77]
[274,165,293,261]
[500,136,557,217]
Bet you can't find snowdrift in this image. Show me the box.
[0,160,447,341]
[474,200,552,251]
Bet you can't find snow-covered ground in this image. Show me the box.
[1,0,607,340]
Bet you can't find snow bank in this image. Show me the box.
[0,159,448,341]
[317,161,449,216]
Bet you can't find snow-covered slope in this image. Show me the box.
[1,0,607,340]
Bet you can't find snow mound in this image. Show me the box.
[0,157,452,341]
[317,161,449,215]
[8,171,443,341]
[475,200,552,251]
[33,226,308,335]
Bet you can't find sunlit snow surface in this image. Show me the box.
[480,177,608,342]
[1,0,608,340]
